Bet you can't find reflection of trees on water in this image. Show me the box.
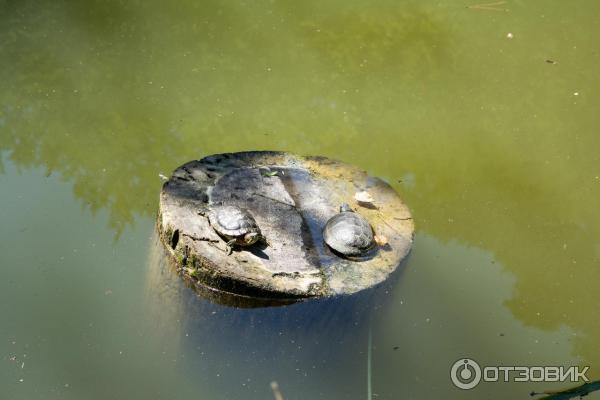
[0,1,452,234]
[395,137,600,371]
[0,1,297,232]
[1,0,599,373]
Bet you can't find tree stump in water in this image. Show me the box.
[157,151,413,301]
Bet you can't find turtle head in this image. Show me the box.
[340,203,353,213]
[243,231,261,245]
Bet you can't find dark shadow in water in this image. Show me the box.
[145,230,409,399]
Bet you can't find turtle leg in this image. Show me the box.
[225,239,236,255]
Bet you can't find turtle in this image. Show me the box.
[323,203,375,257]
[205,205,265,255]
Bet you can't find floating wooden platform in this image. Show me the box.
[157,151,413,301]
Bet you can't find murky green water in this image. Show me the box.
[1,0,599,398]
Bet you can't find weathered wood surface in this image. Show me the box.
[157,151,413,299]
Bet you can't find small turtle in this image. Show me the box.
[323,203,375,257]
[205,205,265,255]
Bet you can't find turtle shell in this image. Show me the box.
[208,205,260,239]
[323,210,374,256]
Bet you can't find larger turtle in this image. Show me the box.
[323,203,375,257]
[206,205,265,255]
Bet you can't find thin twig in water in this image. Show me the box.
[467,1,509,11]
[271,381,284,400]
[367,323,373,400]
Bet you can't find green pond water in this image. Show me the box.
[1,0,600,399]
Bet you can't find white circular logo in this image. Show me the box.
[450,358,482,390]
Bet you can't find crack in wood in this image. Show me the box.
[182,233,221,243]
